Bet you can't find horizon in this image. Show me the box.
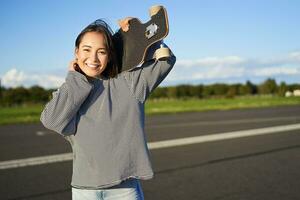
[1,76,299,90]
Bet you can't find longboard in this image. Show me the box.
[113,5,170,72]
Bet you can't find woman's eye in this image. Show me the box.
[99,51,107,55]
[83,49,90,52]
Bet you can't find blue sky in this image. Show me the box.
[1,0,300,88]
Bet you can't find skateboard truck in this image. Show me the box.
[149,5,171,60]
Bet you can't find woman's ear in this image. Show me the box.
[74,48,79,59]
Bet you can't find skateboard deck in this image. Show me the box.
[113,6,169,72]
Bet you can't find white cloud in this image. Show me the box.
[253,66,300,76]
[166,56,246,81]
[165,52,300,85]
[288,51,300,62]
[1,69,27,87]
[177,56,245,68]
[1,68,64,88]
[192,65,246,79]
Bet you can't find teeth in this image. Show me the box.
[86,63,99,68]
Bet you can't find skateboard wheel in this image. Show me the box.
[149,5,163,17]
[155,47,171,60]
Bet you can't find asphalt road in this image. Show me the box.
[0,105,300,200]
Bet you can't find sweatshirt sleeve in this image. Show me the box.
[122,43,176,103]
[40,71,93,136]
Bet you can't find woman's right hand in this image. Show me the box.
[69,59,88,77]
[69,60,80,72]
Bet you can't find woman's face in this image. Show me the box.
[75,32,109,78]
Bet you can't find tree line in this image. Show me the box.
[150,79,300,99]
[0,78,299,106]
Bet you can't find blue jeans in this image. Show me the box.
[72,178,144,200]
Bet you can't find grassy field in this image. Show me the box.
[0,96,300,125]
[0,104,44,125]
[145,96,300,114]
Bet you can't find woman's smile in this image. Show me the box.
[85,62,100,69]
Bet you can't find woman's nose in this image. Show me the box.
[91,52,99,62]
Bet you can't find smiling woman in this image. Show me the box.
[40,18,176,200]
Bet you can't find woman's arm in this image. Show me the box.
[122,42,176,103]
[40,71,93,136]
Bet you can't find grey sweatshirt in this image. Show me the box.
[40,50,176,189]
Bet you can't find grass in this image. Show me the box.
[145,95,300,114]
[0,96,300,125]
[0,104,44,125]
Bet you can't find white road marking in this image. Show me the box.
[0,153,72,170]
[36,131,46,136]
[147,116,300,129]
[148,123,300,149]
[1,123,300,170]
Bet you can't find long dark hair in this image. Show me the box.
[75,19,119,78]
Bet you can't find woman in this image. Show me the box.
[41,19,176,200]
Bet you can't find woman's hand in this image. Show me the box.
[69,59,86,75]
[69,59,79,72]
[118,17,133,32]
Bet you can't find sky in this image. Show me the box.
[0,0,300,88]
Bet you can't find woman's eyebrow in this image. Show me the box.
[82,45,106,50]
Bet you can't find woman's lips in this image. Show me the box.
[86,63,100,68]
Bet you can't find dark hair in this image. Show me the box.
[75,19,119,78]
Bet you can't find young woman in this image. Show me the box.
[41,19,176,200]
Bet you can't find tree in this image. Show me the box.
[239,81,256,95]
[166,86,178,99]
[202,85,214,98]
[2,87,29,106]
[226,84,240,98]
[150,87,168,99]
[246,80,257,94]
[277,81,288,96]
[177,84,192,98]
[258,78,277,95]
[189,84,204,98]
[28,85,50,103]
[0,80,3,103]
[288,83,300,91]
[212,83,228,97]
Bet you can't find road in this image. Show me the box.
[0,105,300,200]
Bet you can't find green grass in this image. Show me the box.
[145,95,300,115]
[0,104,44,125]
[0,96,300,125]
